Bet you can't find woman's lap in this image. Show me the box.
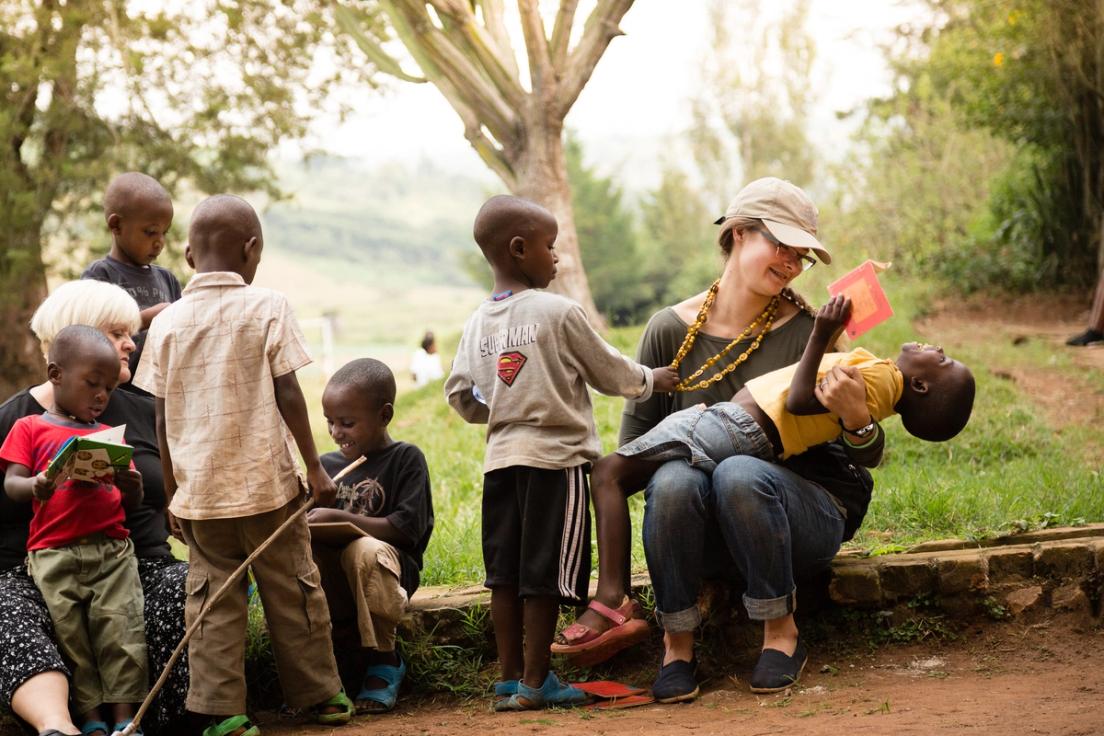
[0,566,69,711]
[0,558,189,733]
[642,456,844,629]
[137,556,189,733]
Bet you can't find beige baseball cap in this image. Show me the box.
[713,177,831,264]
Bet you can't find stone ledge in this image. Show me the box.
[408,525,1104,616]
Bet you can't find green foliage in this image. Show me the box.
[829,87,1015,284]
[567,135,722,326]
[400,606,493,699]
[636,165,721,306]
[567,134,650,326]
[0,0,382,393]
[845,0,1104,293]
[690,0,817,204]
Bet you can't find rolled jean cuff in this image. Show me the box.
[743,588,797,621]
[656,604,701,633]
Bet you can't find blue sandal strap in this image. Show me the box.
[356,659,406,711]
[111,720,143,736]
[81,722,109,736]
[361,659,406,687]
[494,679,519,697]
[493,672,588,711]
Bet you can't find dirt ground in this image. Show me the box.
[918,292,1104,429]
[261,613,1103,736]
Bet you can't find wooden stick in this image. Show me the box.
[118,455,368,736]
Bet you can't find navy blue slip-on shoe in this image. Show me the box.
[652,658,699,703]
[749,638,808,693]
[1067,328,1104,346]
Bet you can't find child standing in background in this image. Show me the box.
[134,194,352,736]
[83,172,182,394]
[311,357,434,714]
[445,195,678,711]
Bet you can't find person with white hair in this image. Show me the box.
[0,280,188,736]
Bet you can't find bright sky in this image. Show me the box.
[298,1,927,188]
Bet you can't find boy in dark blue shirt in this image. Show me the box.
[311,358,434,714]
[82,172,182,393]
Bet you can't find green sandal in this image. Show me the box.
[313,689,354,726]
[201,715,259,736]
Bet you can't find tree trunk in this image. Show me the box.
[0,222,48,397]
[511,117,606,329]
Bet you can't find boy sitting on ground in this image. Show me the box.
[309,358,434,714]
[594,295,975,501]
[82,172,182,394]
[1,326,147,736]
[133,194,352,736]
[445,194,679,711]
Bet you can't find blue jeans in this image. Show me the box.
[642,455,845,632]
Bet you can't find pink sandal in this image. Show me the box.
[551,598,650,666]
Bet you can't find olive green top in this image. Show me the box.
[620,306,815,445]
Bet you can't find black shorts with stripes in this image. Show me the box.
[481,464,591,603]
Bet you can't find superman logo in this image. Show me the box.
[497,351,527,386]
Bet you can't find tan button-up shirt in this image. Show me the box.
[134,271,311,520]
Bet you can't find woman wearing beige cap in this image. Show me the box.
[553,178,884,701]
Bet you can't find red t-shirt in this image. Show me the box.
[0,414,129,550]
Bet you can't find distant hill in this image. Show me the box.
[253,156,491,372]
[263,155,493,288]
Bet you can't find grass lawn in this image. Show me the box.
[299,275,1103,587]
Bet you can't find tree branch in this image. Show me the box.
[549,0,579,70]
[426,0,526,109]
[555,0,634,117]
[430,73,517,188]
[476,0,519,79]
[385,0,519,143]
[334,3,426,83]
[518,0,553,94]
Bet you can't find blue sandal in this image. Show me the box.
[355,658,406,714]
[110,720,142,736]
[494,680,519,697]
[81,722,109,736]
[494,671,589,711]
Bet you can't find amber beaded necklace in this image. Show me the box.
[669,280,781,392]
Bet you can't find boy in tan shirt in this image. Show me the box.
[134,194,351,736]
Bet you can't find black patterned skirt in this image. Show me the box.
[0,557,189,734]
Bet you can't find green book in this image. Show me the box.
[45,425,133,484]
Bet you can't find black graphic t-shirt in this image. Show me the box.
[320,442,434,595]
[82,256,183,395]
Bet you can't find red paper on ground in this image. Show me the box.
[571,681,646,698]
[827,260,894,339]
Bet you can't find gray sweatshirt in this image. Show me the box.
[445,290,654,472]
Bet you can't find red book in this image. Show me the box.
[827,260,894,339]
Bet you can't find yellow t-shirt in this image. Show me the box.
[745,347,903,459]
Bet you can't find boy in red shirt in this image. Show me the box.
[1,325,146,736]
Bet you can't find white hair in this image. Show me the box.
[30,280,141,359]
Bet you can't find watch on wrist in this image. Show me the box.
[840,418,876,438]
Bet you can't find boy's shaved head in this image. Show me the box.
[473,195,555,254]
[104,172,171,219]
[48,325,118,368]
[327,358,396,407]
[188,194,261,256]
[901,364,976,442]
